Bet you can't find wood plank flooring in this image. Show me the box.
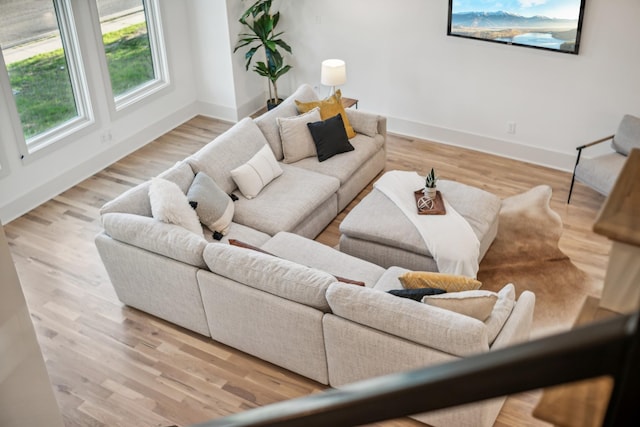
[5,115,610,427]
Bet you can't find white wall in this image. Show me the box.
[0,1,198,223]
[187,0,271,121]
[280,0,640,170]
[0,222,65,427]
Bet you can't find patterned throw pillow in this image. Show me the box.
[398,271,482,292]
[230,145,283,199]
[187,172,234,235]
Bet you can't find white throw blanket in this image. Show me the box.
[373,171,480,277]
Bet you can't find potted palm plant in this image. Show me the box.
[234,0,292,109]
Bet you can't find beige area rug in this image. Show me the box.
[477,185,601,338]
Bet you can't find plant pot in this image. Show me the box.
[267,98,284,110]
[423,187,437,200]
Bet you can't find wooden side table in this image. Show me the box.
[341,97,359,109]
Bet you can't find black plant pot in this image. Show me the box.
[267,98,284,110]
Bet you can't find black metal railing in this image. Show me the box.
[191,312,640,427]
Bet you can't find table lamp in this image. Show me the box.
[321,59,346,96]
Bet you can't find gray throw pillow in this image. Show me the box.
[187,172,234,235]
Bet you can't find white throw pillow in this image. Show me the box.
[230,145,283,199]
[277,107,322,164]
[148,177,204,237]
[422,289,498,321]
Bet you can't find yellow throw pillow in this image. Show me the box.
[398,271,482,292]
[295,89,356,139]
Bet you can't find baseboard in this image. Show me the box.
[1,104,197,224]
[196,93,265,122]
[387,116,575,172]
[194,100,238,122]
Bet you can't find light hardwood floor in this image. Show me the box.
[5,115,610,427]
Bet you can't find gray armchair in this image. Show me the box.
[568,114,640,203]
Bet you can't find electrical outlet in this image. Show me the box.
[507,121,516,134]
[100,130,113,144]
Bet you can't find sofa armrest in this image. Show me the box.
[99,160,196,217]
[345,109,387,139]
[490,290,536,350]
[101,212,208,268]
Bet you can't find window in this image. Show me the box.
[97,0,169,110]
[0,0,93,155]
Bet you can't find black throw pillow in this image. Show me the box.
[307,113,355,162]
[388,288,446,301]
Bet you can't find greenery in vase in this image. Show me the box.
[234,0,292,106]
[425,168,439,189]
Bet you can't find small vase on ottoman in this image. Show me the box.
[423,168,439,199]
[423,187,437,199]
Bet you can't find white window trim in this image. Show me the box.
[110,0,170,112]
[8,0,95,160]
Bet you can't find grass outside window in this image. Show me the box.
[8,23,154,138]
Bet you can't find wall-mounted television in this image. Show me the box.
[447,0,586,54]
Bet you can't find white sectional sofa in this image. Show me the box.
[95,84,535,427]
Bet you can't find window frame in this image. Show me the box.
[1,0,95,161]
[99,0,170,113]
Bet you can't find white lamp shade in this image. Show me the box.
[321,59,347,87]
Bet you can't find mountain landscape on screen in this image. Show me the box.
[452,11,577,29]
[449,10,580,52]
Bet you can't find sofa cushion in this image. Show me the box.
[100,160,195,217]
[307,113,354,162]
[422,290,498,321]
[575,152,627,196]
[187,172,234,235]
[611,114,640,156]
[345,109,380,138]
[372,266,411,291]
[232,163,340,236]
[277,107,321,163]
[399,271,482,292]
[229,238,366,286]
[295,89,356,138]
[204,222,271,247]
[149,178,203,237]
[102,212,208,268]
[203,243,335,312]
[290,133,383,185]
[261,231,385,288]
[326,282,490,356]
[230,145,283,199]
[254,84,319,161]
[188,117,269,194]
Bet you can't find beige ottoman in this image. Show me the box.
[339,179,501,271]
